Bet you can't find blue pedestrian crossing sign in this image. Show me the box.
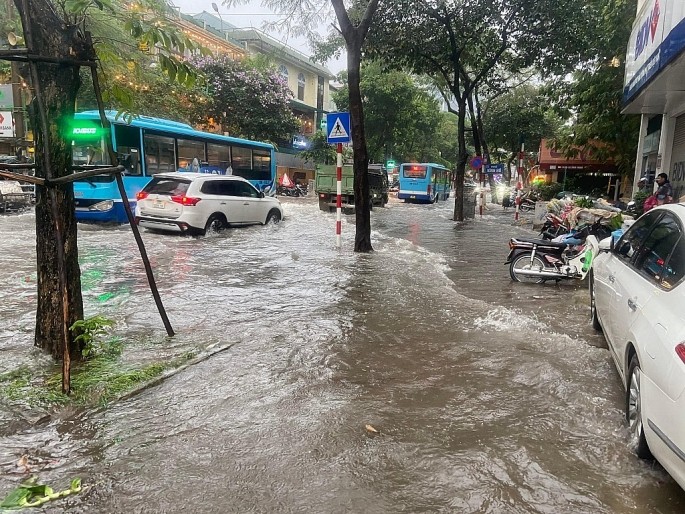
[326,112,351,143]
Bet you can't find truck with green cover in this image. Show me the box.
[315,164,389,212]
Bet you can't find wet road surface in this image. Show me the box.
[0,197,684,512]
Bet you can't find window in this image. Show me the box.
[145,178,190,196]
[403,165,427,179]
[177,139,206,170]
[662,233,685,289]
[632,214,683,284]
[297,73,305,101]
[115,125,142,176]
[231,146,252,173]
[615,210,663,264]
[235,181,258,198]
[201,180,240,196]
[278,64,288,80]
[143,133,176,175]
[252,149,271,179]
[207,143,231,171]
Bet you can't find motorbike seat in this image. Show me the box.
[514,237,568,249]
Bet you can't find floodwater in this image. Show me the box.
[0,197,684,513]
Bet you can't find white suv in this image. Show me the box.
[134,173,283,235]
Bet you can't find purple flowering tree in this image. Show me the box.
[191,56,300,142]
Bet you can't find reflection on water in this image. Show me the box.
[0,198,683,512]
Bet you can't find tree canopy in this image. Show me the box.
[190,55,300,142]
[331,62,448,165]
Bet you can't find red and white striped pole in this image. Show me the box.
[336,143,343,248]
[480,160,485,217]
[515,142,524,221]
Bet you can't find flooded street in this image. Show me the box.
[1,197,684,512]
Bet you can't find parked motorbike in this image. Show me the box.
[539,213,570,240]
[506,221,607,283]
[277,184,308,197]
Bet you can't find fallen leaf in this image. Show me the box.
[365,424,379,434]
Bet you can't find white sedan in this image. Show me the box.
[134,173,283,235]
[590,204,685,490]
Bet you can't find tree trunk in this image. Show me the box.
[452,99,467,221]
[347,38,372,252]
[15,0,86,359]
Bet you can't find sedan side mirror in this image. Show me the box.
[598,236,614,253]
[258,191,265,198]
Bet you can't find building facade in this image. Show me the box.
[623,0,685,201]
[191,11,335,140]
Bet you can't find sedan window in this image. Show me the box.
[615,210,663,264]
[632,214,682,284]
[661,234,685,289]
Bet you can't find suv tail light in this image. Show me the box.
[136,191,149,200]
[676,343,685,364]
[171,195,201,206]
[427,184,432,195]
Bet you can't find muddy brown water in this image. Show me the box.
[0,198,683,512]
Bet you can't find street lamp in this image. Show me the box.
[212,3,224,36]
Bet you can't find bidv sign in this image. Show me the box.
[635,0,661,59]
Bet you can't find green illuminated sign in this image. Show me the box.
[73,127,98,135]
[68,120,107,141]
[386,159,396,169]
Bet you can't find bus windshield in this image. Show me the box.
[403,165,427,179]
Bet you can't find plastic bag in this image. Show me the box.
[643,194,658,212]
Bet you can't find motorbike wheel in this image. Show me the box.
[509,253,546,283]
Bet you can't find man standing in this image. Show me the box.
[655,173,674,205]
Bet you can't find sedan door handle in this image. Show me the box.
[627,298,638,311]
[243,202,250,206]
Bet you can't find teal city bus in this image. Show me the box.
[398,163,451,203]
[70,111,277,223]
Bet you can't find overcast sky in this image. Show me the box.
[170,0,346,74]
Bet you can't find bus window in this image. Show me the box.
[114,124,141,175]
[144,133,176,175]
[178,139,206,170]
[207,143,231,171]
[253,149,272,180]
[404,165,427,179]
[231,146,252,173]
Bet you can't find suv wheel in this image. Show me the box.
[203,214,226,235]
[265,209,281,224]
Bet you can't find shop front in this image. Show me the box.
[623,0,685,201]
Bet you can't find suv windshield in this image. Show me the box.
[145,177,191,196]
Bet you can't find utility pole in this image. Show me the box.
[5,0,26,157]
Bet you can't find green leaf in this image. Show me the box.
[0,486,31,508]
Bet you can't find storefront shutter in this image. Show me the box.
[669,115,685,200]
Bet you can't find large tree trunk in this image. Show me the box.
[452,99,467,221]
[15,0,85,359]
[347,37,372,252]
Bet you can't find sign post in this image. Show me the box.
[470,156,484,217]
[515,142,524,221]
[326,112,351,248]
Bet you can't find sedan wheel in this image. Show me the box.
[627,356,652,459]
